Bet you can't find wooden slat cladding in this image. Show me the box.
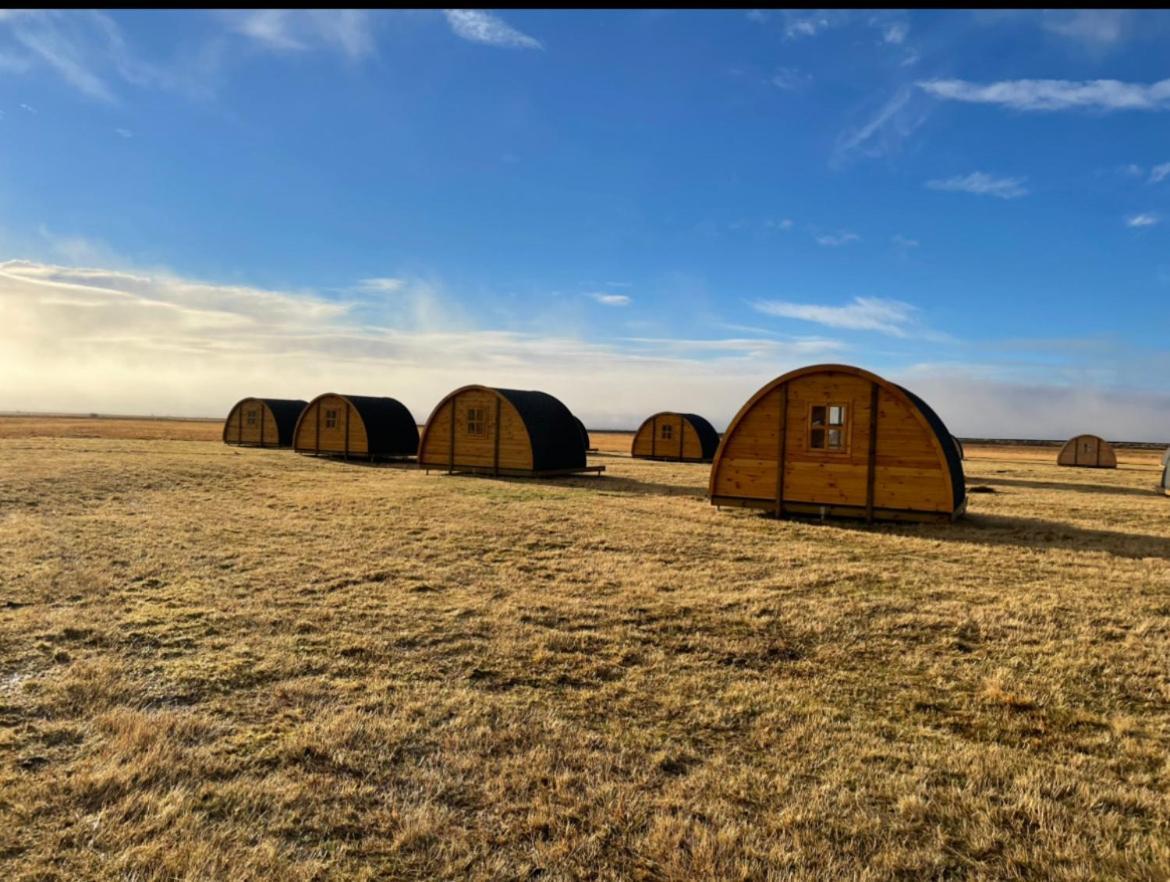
[1057,434,1118,469]
[419,388,533,472]
[709,365,962,523]
[294,395,370,456]
[223,399,282,448]
[631,412,713,462]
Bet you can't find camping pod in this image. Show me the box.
[573,415,597,453]
[709,364,966,523]
[418,385,603,477]
[631,412,720,463]
[1057,434,1117,469]
[223,398,307,448]
[293,393,419,460]
[952,436,965,461]
[1160,448,1169,495]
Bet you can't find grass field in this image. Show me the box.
[2,417,1168,881]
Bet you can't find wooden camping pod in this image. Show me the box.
[631,412,720,462]
[223,398,307,448]
[708,364,966,523]
[293,393,419,460]
[952,435,965,461]
[418,385,603,477]
[1160,448,1169,495]
[1056,434,1117,469]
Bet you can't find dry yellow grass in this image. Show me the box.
[1,417,1168,881]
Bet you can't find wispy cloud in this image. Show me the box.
[919,77,1170,112]
[443,10,542,49]
[115,127,132,138]
[356,277,406,293]
[781,11,848,40]
[833,86,930,164]
[1126,213,1159,228]
[815,232,860,247]
[588,292,631,307]
[1041,10,1130,49]
[926,172,1028,199]
[752,296,920,337]
[770,67,811,91]
[1149,163,1170,184]
[892,234,919,248]
[882,22,908,44]
[227,10,376,59]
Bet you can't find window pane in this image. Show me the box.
[829,405,844,426]
[810,428,825,449]
[811,406,826,427]
[828,428,842,448]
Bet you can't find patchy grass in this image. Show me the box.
[1,418,1168,881]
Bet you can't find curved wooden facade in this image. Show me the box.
[1057,434,1117,469]
[223,397,307,448]
[293,393,418,460]
[709,364,966,523]
[418,386,601,477]
[631,412,720,462]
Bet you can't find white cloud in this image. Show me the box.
[1149,163,1170,183]
[770,67,811,91]
[882,22,908,44]
[356,277,406,293]
[1126,213,1159,227]
[926,172,1028,199]
[588,292,631,307]
[1042,10,1129,49]
[752,296,919,337]
[780,10,849,40]
[919,77,1170,112]
[443,10,542,50]
[833,86,930,164]
[228,10,376,59]
[815,232,860,247]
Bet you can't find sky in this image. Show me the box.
[1,9,1169,440]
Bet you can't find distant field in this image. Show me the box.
[1,416,1168,880]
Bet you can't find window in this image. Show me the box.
[324,408,338,429]
[661,424,673,440]
[809,403,847,452]
[467,407,486,436]
[246,409,257,426]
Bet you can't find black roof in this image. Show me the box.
[679,413,721,460]
[338,395,419,457]
[494,388,585,471]
[896,385,966,510]
[259,399,308,446]
[572,415,591,450]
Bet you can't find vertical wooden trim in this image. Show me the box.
[448,393,457,474]
[678,415,685,459]
[314,402,321,454]
[493,395,502,476]
[866,382,879,523]
[237,405,243,444]
[651,415,657,458]
[259,404,265,447]
[344,401,351,460]
[774,386,788,517]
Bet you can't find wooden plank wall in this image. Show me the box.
[293,396,369,456]
[419,390,534,471]
[711,372,952,514]
[631,413,706,461]
[225,401,280,447]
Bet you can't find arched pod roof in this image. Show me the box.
[420,386,586,472]
[295,393,418,457]
[573,415,592,451]
[1057,434,1117,468]
[632,412,721,461]
[223,397,306,446]
[711,362,968,519]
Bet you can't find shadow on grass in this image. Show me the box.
[973,476,1157,498]
[814,512,1170,560]
[416,470,706,498]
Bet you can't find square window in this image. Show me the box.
[809,403,847,452]
[661,424,673,440]
[246,410,257,426]
[324,408,338,429]
[467,407,486,436]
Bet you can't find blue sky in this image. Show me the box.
[1,9,1169,439]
